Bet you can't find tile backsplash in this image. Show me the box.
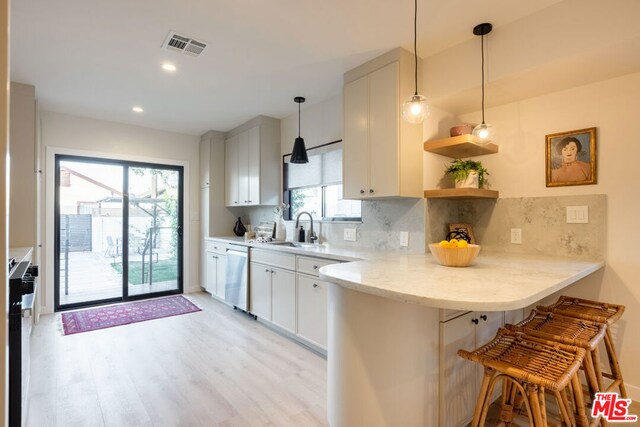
[426,194,606,259]
[233,198,426,253]
[228,194,605,259]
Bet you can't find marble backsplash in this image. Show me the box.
[232,198,426,253]
[426,194,606,259]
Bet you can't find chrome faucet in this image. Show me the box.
[294,211,318,244]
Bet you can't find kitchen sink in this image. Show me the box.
[267,241,318,248]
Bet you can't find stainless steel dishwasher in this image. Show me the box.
[224,244,248,311]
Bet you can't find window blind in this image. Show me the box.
[284,141,342,189]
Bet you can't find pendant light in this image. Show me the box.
[401,0,429,124]
[472,23,495,144]
[290,96,309,164]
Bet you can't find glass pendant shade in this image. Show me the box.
[402,94,429,124]
[290,136,308,163]
[472,123,495,144]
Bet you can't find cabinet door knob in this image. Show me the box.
[271,270,275,274]
[480,314,488,321]
[234,201,238,204]
[471,318,479,325]
[265,268,270,272]
[313,265,319,270]
[313,283,318,288]
[360,189,365,194]
[248,200,252,203]
[369,189,374,193]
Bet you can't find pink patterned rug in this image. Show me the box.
[61,295,201,335]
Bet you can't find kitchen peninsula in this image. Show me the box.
[319,252,604,427]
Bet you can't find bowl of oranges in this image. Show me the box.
[428,237,481,267]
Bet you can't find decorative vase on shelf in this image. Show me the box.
[233,217,247,236]
[275,214,286,241]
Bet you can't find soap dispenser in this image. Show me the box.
[298,226,305,243]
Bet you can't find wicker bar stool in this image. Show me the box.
[459,328,589,427]
[538,296,626,398]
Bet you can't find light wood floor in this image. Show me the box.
[26,292,328,427]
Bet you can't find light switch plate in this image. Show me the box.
[510,228,522,244]
[344,228,357,241]
[566,206,589,223]
[399,231,409,247]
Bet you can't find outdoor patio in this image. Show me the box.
[59,250,178,306]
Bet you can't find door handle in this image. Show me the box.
[313,283,318,288]
[471,318,479,325]
[480,314,488,321]
[369,189,374,193]
[360,189,365,194]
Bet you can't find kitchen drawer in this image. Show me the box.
[251,248,295,271]
[439,309,471,323]
[206,240,228,254]
[296,256,338,277]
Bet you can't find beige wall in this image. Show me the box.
[1,0,10,422]
[424,71,640,400]
[9,82,36,249]
[280,94,342,154]
[39,111,200,313]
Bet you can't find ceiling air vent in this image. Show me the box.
[162,31,207,57]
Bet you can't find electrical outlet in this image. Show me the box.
[510,228,522,244]
[344,228,357,241]
[566,206,589,223]
[399,231,409,247]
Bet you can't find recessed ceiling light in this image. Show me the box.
[132,106,144,113]
[162,63,176,72]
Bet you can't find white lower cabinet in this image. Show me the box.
[250,261,273,320]
[249,250,337,352]
[215,254,226,300]
[439,310,504,427]
[250,260,296,332]
[271,267,296,333]
[296,274,328,349]
[205,242,227,300]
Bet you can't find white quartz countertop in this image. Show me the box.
[318,251,604,311]
[207,236,378,262]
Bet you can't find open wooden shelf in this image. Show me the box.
[423,188,499,199]
[423,134,498,158]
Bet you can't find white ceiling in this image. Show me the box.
[9,0,617,136]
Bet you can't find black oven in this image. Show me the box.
[9,260,38,427]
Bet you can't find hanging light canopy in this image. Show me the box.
[472,23,495,144]
[401,0,429,124]
[290,96,309,164]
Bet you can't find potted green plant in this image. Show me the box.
[445,159,489,189]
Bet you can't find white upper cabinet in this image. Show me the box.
[342,48,423,200]
[199,138,210,188]
[225,116,280,207]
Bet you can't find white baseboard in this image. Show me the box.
[626,382,640,403]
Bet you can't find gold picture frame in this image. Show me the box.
[546,127,597,187]
[448,223,476,244]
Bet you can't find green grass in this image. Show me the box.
[111,259,177,285]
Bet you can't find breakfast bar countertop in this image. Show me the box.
[318,251,605,312]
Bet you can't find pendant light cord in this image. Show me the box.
[298,101,301,137]
[413,0,418,96]
[481,33,485,124]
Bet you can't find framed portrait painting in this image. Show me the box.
[545,127,597,187]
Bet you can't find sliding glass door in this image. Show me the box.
[55,155,183,311]
[126,165,182,297]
